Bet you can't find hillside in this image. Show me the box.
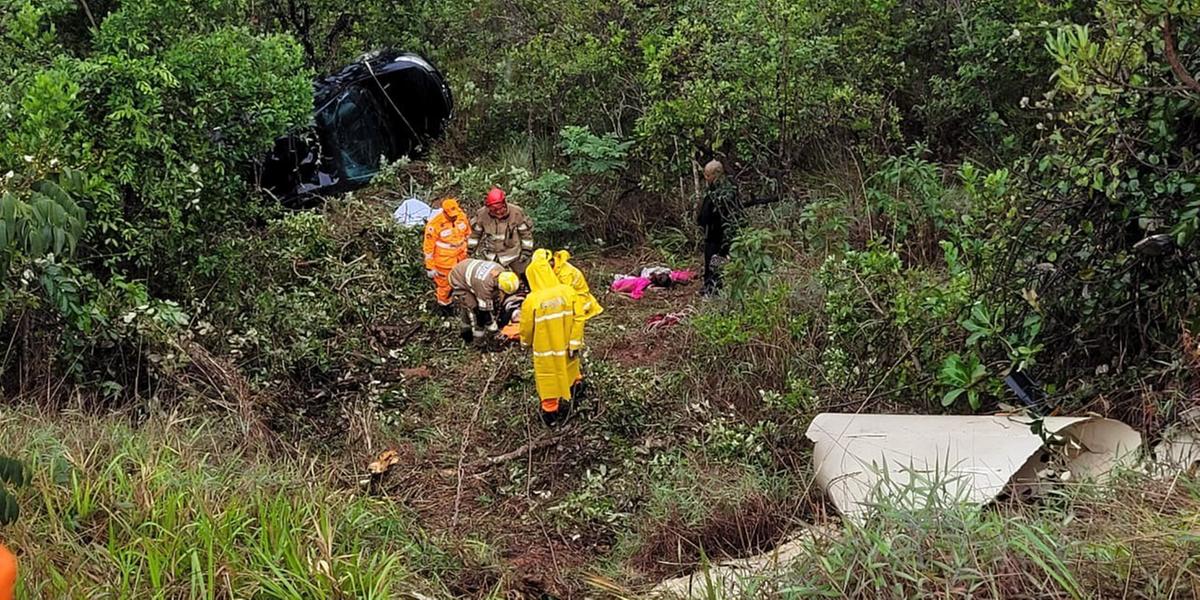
[2,0,1199,598]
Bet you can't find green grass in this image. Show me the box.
[0,409,456,599]
[640,474,1200,599]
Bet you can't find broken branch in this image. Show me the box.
[1163,16,1200,95]
[438,432,570,478]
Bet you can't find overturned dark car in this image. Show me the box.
[256,51,453,206]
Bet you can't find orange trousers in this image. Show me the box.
[0,542,16,600]
[432,271,452,305]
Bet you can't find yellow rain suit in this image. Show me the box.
[553,250,603,367]
[520,254,577,413]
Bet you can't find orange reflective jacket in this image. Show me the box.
[0,543,15,600]
[423,199,471,272]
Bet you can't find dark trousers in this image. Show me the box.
[702,238,726,294]
[458,306,495,330]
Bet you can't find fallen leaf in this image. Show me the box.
[400,366,431,380]
[1021,287,1040,310]
[368,449,401,475]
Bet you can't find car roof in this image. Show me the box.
[313,50,448,113]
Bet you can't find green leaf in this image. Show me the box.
[969,362,987,383]
[0,457,25,486]
[939,354,966,384]
[971,304,988,324]
[942,388,965,407]
[0,487,17,525]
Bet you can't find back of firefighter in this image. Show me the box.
[448,258,519,341]
[552,249,602,394]
[469,187,534,277]
[519,253,577,427]
[423,198,470,309]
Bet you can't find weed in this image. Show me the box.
[761,474,1200,599]
[0,410,456,598]
[551,464,631,527]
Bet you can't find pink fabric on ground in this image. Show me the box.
[611,276,653,299]
[670,270,693,283]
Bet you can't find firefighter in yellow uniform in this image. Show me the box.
[520,252,577,427]
[551,249,602,396]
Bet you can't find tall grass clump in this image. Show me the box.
[0,410,456,598]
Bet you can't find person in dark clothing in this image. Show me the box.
[696,160,779,295]
[696,160,739,295]
[697,161,734,294]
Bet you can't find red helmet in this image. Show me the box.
[486,187,506,207]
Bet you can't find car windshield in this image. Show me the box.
[316,86,395,182]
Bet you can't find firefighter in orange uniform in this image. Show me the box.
[423,197,471,312]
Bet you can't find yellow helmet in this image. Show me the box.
[498,271,520,294]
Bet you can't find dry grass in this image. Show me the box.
[631,492,800,581]
[631,474,1200,600]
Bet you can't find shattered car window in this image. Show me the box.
[317,87,395,183]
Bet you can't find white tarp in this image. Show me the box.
[392,197,433,227]
[1154,427,1200,476]
[651,526,837,599]
[806,413,1142,519]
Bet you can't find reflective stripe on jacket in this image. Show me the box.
[423,206,470,271]
[470,204,534,267]
[520,255,576,401]
[449,259,503,311]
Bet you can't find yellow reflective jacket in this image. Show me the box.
[553,250,603,353]
[520,255,577,401]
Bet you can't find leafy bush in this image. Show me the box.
[521,170,577,241]
[865,146,960,264]
[0,171,88,273]
[938,353,989,410]
[1003,5,1200,404]
[560,126,633,176]
[0,0,311,397]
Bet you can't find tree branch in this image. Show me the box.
[1163,16,1200,95]
[77,0,97,30]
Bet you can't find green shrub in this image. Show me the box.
[522,169,578,241]
[0,0,312,395]
[561,125,634,176]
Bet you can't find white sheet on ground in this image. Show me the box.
[393,198,433,227]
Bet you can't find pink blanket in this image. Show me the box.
[611,270,693,299]
[611,276,653,299]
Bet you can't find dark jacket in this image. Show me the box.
[697,180,741,254]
